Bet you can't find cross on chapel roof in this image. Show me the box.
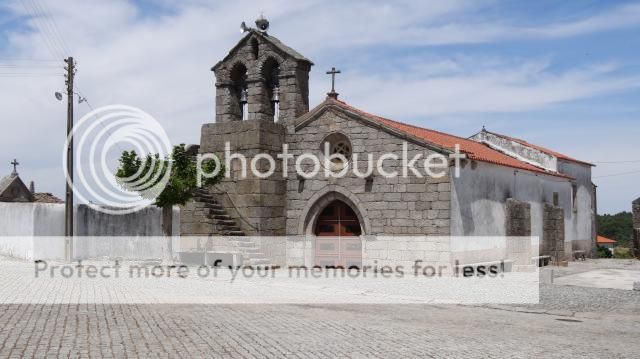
[10,159,19,175]
[326,67,341,99]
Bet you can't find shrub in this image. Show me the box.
[613,247,633,259]
[596,245,612,258]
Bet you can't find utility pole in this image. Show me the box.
[64,56,75,261]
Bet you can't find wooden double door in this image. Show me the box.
[314,200,362,268]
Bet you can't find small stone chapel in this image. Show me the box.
[180,17,596,269]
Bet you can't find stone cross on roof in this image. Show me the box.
[326,67,341,99]
[10,159,19,175]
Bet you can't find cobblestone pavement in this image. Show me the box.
[0,302,639,358]
[1,256,639,358]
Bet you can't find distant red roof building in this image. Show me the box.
[596,235,617,245]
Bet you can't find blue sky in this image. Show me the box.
[0,0,638,214]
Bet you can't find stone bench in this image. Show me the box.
[531,255,551,267]
[178,251,243,267]
[572,250,586,261]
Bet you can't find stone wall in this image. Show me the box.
[633,198,640,231]
[542,204,565,261]
[75,205,179,237]
[0,203,177,260]
[180,201,217,237]
[504,199,533,265]
[286,109,451,237]
[633,198,640,256]
[198,120,286,236]
[505,199,532,237]
[0,202,65,236]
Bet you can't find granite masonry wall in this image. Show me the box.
[505,199,532,237]
[286,109,451,236]
[542,204,565,261]
[198,120,287,236]
[284,109,452,267]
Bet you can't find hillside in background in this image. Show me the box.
[597,211,633,247]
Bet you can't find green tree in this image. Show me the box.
[115,144,223,256]
[597,211,633,247]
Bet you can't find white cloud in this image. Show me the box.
[333,58,640,118]
[0,0,638,212]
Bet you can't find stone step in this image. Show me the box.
[231,240,256,247]
[195,197,217,204]
[193,193,216,200]
[220,226,241,232]
[216,219,236,225]
[204,203,224,210]
[206,209,226,216]
[211,214,232,220]
[193,191,214,198]
[225,230,246,236]
[242,247,262,253]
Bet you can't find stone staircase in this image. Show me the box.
[192,188,272,267]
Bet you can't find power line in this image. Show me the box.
[30,0,71,55]
[27,0,67,56]
[0,72,64,77]
[74,85,127,154]
[19,0,68,59]
[0,64,62,68]
[591,160,640,164]
[19,0,60,59]
[0,58,58,62]
[593,169,640,179]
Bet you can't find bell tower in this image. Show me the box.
[211,16,313,124]
[197,17,313,236]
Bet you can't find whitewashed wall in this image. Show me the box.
[0,203,180,260]
[0,203,65,236]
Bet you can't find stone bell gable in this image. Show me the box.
[187,19,315,238]
[211,27,313,124]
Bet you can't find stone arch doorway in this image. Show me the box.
[314,200,362,268]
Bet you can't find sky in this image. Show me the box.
[0,0,638,214]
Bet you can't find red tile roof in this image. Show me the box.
[484,130,594,166]
[596,235,616,244]
[330,98,573,179]
[33,192,64,204]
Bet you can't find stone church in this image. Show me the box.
[180,18,596,269]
